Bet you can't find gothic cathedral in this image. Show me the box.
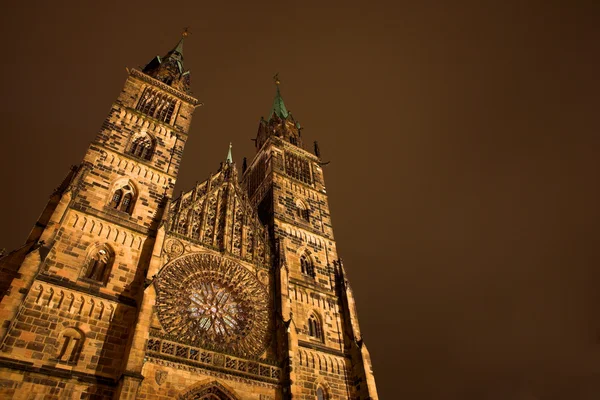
[0,35,378,400]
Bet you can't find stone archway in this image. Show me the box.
[178,381,240,400]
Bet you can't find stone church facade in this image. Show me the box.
[0,35,378,400]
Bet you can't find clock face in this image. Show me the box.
[155,252,270,358]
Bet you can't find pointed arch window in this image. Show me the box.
[84,245,114,284]
[308,313,323,341]
[136,87,177,123]
[56,328,84,364]
[285,151,312,185]
[296,200,310,222]
[109,182,136,214]
[127,135,155,161]
[317,387,327,400]
[300,253,315,278]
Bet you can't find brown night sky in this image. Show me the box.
[1,1,600,398]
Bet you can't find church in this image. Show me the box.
[0,33,378,399]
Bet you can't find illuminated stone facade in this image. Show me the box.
[0,37,378,399]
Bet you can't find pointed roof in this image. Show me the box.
[269,74,289,120]
[169,165,271,265]
[141,30,192,94]
[163,37,185,71]
[226,142,233,163]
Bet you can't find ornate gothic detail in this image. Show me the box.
[169,162,271,266]
[155,369,168,386]
[178,381,240,400]
[164,238,185,258]
[155,253,270,358]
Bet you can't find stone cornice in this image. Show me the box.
[297,340,349,359]
[0,356,118,386]
[91,143,178,180]
[146,356,280,389]
[36,274,138,308]
[70,203,154,237]
[276,216,333,242]
[129,69,200,105]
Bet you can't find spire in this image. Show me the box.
[226,142,233,163]
[163,28,188,66]
[269,73,289,120]
[141,29,192,94]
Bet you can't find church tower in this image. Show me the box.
[243,76,379,399]
[0,38,378,399]
[0,33,200,398]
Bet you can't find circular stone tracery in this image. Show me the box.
[155,252,269,358]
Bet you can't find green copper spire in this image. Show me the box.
[269,73,289,120]
[226,142,233,163]
[163,29,187,69]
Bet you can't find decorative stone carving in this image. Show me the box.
[164,238,185,258]
[155,369,168,386]
[169,162,271,265]
[155,252,270,358]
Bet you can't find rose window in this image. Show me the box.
[155,252,270,358]
[187,282,249,337]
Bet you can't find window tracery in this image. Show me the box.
[155,253,270,358]
[109,182,136,214]
[296,200,310,222]
[284,151,312,184]
[136,87,177,123]
[300,253,315,278]
[308,313,323,341]
[83,245,114,284]
[127,134,155,161]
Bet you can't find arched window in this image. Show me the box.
[300,253,315,278]
[316,387,327,400]
[136,88,177,123]
[84,245,114,284]
[308,313,323,341]
[296,200,310,222]
[289,135,297,145]
[109,182,136,214]
[127,135,155,161]
[56,328,84,364]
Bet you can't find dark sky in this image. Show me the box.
[1,1,600,398]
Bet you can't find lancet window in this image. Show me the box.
[84,245,114,284]
[308,313,323,341]
[296,200,310,222]
[245,154,266,199]
[300,253,315,278]
[136,87,177,123]
[284,151,312,184]
[109,182,136,214]
[317,387,327,400]
[127,134,155,161]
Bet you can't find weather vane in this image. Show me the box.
[273,73,280,85]
[182,27,191,37]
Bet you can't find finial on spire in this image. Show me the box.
[226,142,233,163]
[273,73,280,86]
[182,27,191,38]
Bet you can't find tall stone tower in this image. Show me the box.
[243,77,378,400]
[0,34,199,398]
[0,38,378,399]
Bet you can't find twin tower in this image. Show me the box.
[0,35,378,399]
